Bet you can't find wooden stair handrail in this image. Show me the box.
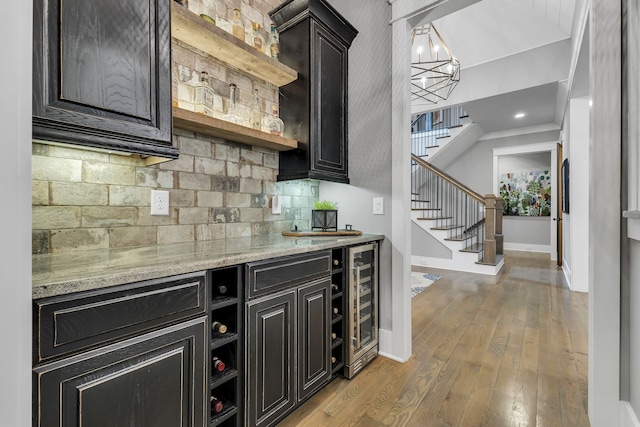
[411,154,485,204]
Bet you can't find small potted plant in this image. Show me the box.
[312,200,338,231]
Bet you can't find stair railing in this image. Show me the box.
[411,106,467,158]
[411,153,503,264]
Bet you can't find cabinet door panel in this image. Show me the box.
[33,0,175,158]
[311,21,348,179]
[60,0,151,119]
[246,292,296,427]
[297,278,331,402]
[34,317,207,427]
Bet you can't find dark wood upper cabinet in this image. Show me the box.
[33,0,177,160]
[270,0,358,184]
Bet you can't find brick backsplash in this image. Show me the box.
[31,0,320,255]
[32,134,318,254]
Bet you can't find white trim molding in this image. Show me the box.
[624,211,640,241]
[621,401,640,427]
[503,243,552,253]
[492,141,559,261]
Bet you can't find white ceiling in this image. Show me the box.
[412,0,580,134]
[462,82,559,133]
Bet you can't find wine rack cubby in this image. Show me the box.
[209,266,242,426]
[330,247,346,375]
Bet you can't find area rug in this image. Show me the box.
[411,272,441,298]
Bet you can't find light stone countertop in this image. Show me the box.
[32,233,385,299]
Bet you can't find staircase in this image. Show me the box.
[411,154,504,275]
[411,107,484,170]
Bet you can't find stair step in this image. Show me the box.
[431,225,464,230]
[436,135,450,140]
[411,199,431,203]
[425,145,440,149]
[411,207,440,211]
[445,233,477,242]
[476,254,504,267]
[411,192,419,196]
[460,243,483,253]
[417,216,452,221]
[448,124,463,129]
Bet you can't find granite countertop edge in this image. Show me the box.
[32,233,385,299]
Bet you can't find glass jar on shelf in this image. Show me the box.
[268,103,284,136]
[231,8,245,42]
[222,83,241,124]
[194,71,215,116]
[252,22,265,53]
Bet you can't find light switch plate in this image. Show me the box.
[373,197,384,215]
[272,195,282,214]
[151,190,169,216]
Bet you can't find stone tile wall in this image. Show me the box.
[31,0,321,254]
[32,135,318,254]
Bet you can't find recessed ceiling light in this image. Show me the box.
[514,113,525,119]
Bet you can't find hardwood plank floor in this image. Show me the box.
[277,251,590,427]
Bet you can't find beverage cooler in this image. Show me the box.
[345,242,379,378]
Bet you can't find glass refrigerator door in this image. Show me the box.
[349,242,378,361]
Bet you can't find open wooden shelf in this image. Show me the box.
[173,107,298,151]
[171,2,297,87]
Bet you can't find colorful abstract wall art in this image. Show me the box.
[499,171,552,216]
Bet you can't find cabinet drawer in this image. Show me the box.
[246,251,331,299]
[34,272,207,363]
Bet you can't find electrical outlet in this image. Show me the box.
[373,197,384,215]
[272,195,282,214]
[151,190,169,216]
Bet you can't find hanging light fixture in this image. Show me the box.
[411,24,460,104]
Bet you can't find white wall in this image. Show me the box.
[443,131,559,252]
[321,0,405,359]
[567,97,590,293]
[0,1,32,425]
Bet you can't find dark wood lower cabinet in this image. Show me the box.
[246,291,296,427]
[33,317,208,427]
[246,277,331,427]
[297,279,331,402]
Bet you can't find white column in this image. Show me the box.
[0,1,33,425]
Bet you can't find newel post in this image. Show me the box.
[483,195,497,264]
[494,196,503,255]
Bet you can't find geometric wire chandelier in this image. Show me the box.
[411,24,460,104]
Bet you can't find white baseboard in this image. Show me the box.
[377,328,408,363]
[503,243,551,253]
[411,255,503,275]
[562,261,572,289]
[621,401,640,427]
[377,351,407,363]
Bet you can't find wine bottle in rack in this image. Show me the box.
[212,321,228,334]
[216,284,228,295]
[333,307,339,315]
[212,356,226,372]
[211,396,223,413]
[333,259,340,267]
[331,283,339,292]
[331,356,337,364]
[331,332,337,340]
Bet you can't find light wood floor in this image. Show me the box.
[278,251,590,426]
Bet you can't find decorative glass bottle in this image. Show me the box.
[250,89,262,130]
[252,22,265,53]
[231,8,245,42]
[194,71,215,116]
[268,103,284,136]
[222,83,241,124]
[269,23,280,60]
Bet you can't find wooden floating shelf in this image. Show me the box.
[173,107,298,151]
[171,2,297,87]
